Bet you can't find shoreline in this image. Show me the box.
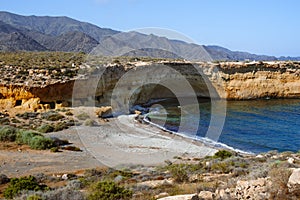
[140,114,254,156]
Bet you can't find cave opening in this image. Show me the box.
[15,100,22,106]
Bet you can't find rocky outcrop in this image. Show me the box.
[235,178,271,200]
[0,61,299,111]
[216,61,300,99]
[288,168,300,193]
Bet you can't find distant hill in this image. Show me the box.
[0,11,119,41]
[0,21,46,51]
[203,45,277,61]
[0,11,298,61]
[45,31,99,53]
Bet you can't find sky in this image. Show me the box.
[1,0,300,57]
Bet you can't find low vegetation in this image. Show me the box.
[0,126,67,150]
[88,181,133,200]
[0,149,300,199]
[4,176,48,199]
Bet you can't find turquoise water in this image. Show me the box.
[145,99,300,153]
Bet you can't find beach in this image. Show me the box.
[0,113,217,177]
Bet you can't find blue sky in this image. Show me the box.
[1,0,300,57]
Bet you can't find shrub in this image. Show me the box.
[84,119,96,126]
[16,130,41,145]
[213,150,233,160]
[0,126,17,142]
[17,187,85,200]
[53,122,68,132]
[41,111,64,121]
[36,124,54,133]
[29,136,54,150]
[16,112,39,120]
[268,166,292,199]
[67,180,83,190]
[210,161,233,173]
[76,112,90,120]
[4,176,48,199]
[168,164,189,183]
[88,181,132,200]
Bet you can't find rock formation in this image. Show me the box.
[0,60,299,112]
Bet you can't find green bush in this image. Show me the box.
[37,124,54,133]
[88,181,132,200]
[84,119,96,126]
[210,161,233,173]
[76,112,90,120]
[53,122,68,132]
[168,164,189,183]
[16,112,39,120]
[41,111,64,121]
[0,126,17,142]
[213,150,233,160]
[4,176,48,199]
[29,136,54,150]
[16,130,41,144]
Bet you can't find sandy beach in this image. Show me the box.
[0,114,217,176]
[77,114,217,168]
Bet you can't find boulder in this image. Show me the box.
[287,157,295,164]
[155,192,170,199]
[198,191,214,200]
[21,98,41,111]
[137,179,173,188]
[61,174,68,180]
[0,174,9,184]
[288,168,300,185]
[158,194,199,200]
[288,168,300,193]
[215,188,233,200]
[95,106,112,118]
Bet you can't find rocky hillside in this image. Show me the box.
[0,21,47,51]
[0,11,119,41]
[0,11,298,61]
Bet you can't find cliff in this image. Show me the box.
[0,60,299,111]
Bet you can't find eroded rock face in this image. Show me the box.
[235,178,271,200]
[217,62,300,99]
[0,61,299,111]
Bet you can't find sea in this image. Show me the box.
[143,98,300,154]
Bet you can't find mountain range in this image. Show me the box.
[0,11,298,61]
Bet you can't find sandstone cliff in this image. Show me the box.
[0,60,299,111]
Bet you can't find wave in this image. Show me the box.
[143,113,254,155]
